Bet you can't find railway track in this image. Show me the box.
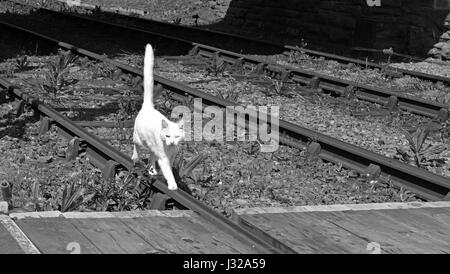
[1,20,449,202]
[2,1,449,123]
[0,68,296,255]
[21,0,450,85]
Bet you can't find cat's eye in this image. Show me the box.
[165,135,170,138]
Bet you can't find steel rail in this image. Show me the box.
[191,44,449,121]
[0,77,293,254]
[283,45,450,85]
[2,7,448,122]
[1,19,449,201]
[26,0,450,85]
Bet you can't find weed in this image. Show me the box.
[398,187,414,202]
[271,78,284,95]
[288,38,309,64]
[172,151,204,191]
[117,89,139,121]
[173,17,182,24]
[402,123,446,168]
[41,51,77,98]
[206,52,226,76]
[60,181,85,212]
[91,61,116,79]
[14,54,30,72]
[216,86,239,102]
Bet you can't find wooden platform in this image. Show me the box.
[233,201,450,254]
[0,210,262,254]
[1,202,449,254]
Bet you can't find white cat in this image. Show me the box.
[132,44,184,190]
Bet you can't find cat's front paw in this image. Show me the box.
[167,182,178,190]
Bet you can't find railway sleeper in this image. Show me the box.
[188,45,199,56]
[308,77,320,90]
[306,142,321,160]
[383,69,404,79]
[0,181,12,204]
[363,164,381,181]
[437,108,449,122]
[344,85,356,98]
[231,57,245,71]
[149,192,170,210]
[254,63,266,75]
[0,88,8,104]
[38,116,53,136]
[444,192,450,201]
[384,96,399,112]
[14,99,25,117]
[65,136,80,161]
[103,160,118,180]
[111,69,123,81]
[280,70,291,82]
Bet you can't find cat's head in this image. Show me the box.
[161,119,184,146]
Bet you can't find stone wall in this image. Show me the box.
[220,0,449,56]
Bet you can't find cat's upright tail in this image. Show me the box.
[142,43,155,109]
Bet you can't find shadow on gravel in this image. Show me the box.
[0,111,38,139]
[0,8,192,61]
[0,24,57,62]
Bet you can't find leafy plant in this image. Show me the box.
[117,90,139,120]
[217,88,239,102]
[91,61,116,79]
[271,78,284,95]
[41,51,77,98]
[172,152,204,192]
[288,38,309,64]
[29,180,42,211]
[15,55,30,72]
[381,47,395,77]
[60,181,84,212]
[402,124,446,167]
[173,17,182,24]
[206,53,226,76]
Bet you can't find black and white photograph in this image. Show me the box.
[0,0,449,259]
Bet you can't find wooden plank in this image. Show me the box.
[238,212,368,253]
[118,216,197,253]
[233,201,450,216]
[68,218,158,254]
[118,215,258,254]
[310,210,445,254]
[111,210,165,218]
[63,212,115,219]
[0,215,39,254]
[409,207,450,227]
[15,218,101,254]
[163,215,259,254]
[0,217,24,254]
[373,208,450,252]
[286,212,371,253]
[10,211,63,219]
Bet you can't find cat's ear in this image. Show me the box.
[161,119,168,129]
